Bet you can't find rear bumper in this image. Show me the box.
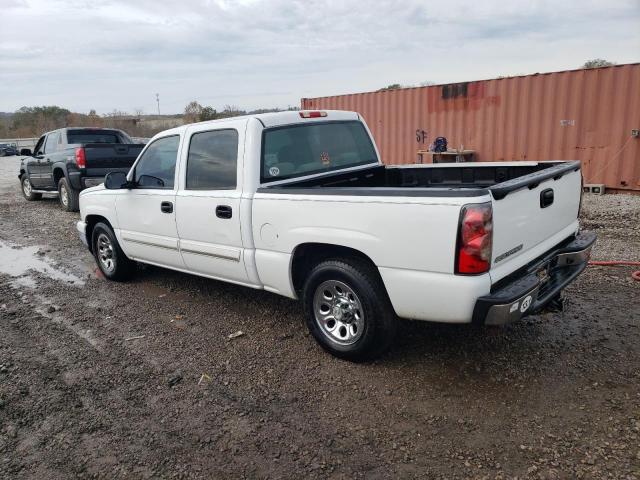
[68,171,106,190]
[82,177,105,188]
[472,231,596,325]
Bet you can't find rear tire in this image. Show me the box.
[302,258,397,362]
[91,222,136,281]
[58,177,79,212]
[20,175,42,201]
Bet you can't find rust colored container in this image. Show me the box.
[302,63,640,192]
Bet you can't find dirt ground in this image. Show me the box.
[1,156,639,479]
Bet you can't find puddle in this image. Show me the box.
[0,240,84,286]
[10,277,38,288]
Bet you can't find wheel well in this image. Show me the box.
[85,215,113,253]
[291,243,381,295]
[53,168,65,186]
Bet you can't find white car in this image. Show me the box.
[77,110,595,361]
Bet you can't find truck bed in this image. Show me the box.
[257,161,581,200]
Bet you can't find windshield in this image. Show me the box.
[67,130,127,144]
[261,121,378,182]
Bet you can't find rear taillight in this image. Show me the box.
[75,147,86,168]
[299,111,327,118]
[456,203,493,274]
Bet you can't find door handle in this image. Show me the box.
[160,201,173,213]
[216,205,232,219]
[540,188,554,208]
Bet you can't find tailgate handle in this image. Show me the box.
[115,146,128,153]
[540,188,554,208]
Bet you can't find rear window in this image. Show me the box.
[261,121,378,182]
[67,130,126,144]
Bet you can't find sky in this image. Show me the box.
[1,0,639,115]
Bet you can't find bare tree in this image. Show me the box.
[184,101,203,123]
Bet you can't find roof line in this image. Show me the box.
[301,62,640,102]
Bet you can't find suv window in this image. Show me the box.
[261,121,377,183]
[134,135,179,189]
[186,129,238,190]
[44,132,60,153]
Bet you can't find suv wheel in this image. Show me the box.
[20,175,42,201]
[58,177,80,212]
[302,258,397,362]
[91,222,136,281]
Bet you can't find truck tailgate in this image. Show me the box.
[489,162,582,283]
[83,143,144,177]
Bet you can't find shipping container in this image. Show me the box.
[302,63,640,192]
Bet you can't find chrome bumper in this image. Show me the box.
[473,231,596,326]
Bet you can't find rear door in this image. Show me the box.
[175,122,249,284]
[115,134,184,269]
[489,164,582,282]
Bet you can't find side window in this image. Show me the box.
[186,129,238,190]
[33,136,45,155]
[134,135,179,189]
[44,132,59,153]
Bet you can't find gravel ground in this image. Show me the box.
[1,156,639,479]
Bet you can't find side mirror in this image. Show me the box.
[20,148,32,156]
[104,171,129,189]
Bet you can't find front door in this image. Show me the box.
[41,131,60,188]
[115,134,184,269]
[26,135,47,187]
[175,127,249,284]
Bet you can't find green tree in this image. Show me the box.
[200,106,217,121]
[378,84,402,91]
[11,106,72,136]
[582,59,615,69]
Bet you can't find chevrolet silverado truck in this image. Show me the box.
[76,110,595,361]
[19,127,145,211]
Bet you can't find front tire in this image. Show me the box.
[58,177,79,212]
[302,258,397,362]
[20,175,42,201]
[91,222,136,281]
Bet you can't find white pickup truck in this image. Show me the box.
[77,110,595,361]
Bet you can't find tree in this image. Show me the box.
[184,101,203,123]
[582,59,615,69]
[219,105,246,118]
[200,106,217,121]
[11,106,71,136]
[378,84,402,91]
